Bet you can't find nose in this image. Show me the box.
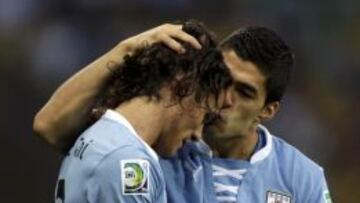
[220,88,233,109]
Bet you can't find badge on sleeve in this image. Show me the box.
[266,191,292,203]
[121,159,150,195]
[323,190,332,203]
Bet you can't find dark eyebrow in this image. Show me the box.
[234,81,258,96]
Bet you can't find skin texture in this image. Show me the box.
[204,49,279,160]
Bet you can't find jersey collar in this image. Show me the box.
[103,109,159,161]
[249,125,273,164]
[193,124,273,164]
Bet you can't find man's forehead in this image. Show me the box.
[222,50,266,90]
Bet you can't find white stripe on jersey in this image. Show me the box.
[212,164,248,202]
[216,196,237,202]
[214,182,239,194]
[212,165,247,179]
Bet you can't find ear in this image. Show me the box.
[259,101,280,122]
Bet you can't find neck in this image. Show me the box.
[114,97,167,146]
[210,129,259,160]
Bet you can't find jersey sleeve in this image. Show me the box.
[296,166,332,203]
[86,147,166,203]
[307,167,332,203]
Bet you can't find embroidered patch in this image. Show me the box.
[121,159,149,195]
[323,190,332,203]
[266,190,292,203]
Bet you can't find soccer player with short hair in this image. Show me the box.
[161,26,331,203]
[40,20,233,203]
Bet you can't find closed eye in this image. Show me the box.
[234,82,257,99]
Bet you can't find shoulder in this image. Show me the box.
[87,146,165,202]
[69,115,144,164]
[80,115,137,147]
[93,146,162,177]
[270,135,331,203]
[257,125,324,176]
[270,135,329,200]
[254,125,331,202]
[271,135,324,175]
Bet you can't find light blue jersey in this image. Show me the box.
[56,110,166,203]
[160,125,332,203]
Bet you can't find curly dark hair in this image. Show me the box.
[220,27,295,104]
[93,20,233,118]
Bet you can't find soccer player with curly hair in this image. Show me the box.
[38,20,233,203]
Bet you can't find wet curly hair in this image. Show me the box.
[93,20,233,118]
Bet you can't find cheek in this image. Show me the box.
[194,110,206,125]
[231,100,262,123]
[184,108,205,128]
[171,115,195,140]
[232,103,253,120]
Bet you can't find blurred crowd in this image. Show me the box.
[0,0,359,202]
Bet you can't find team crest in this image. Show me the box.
[266,190,292,203]
[121,159,150,195]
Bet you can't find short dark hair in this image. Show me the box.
[220,27,294,104]
[94,20,232,116]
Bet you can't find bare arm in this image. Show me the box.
[33,24,202,151]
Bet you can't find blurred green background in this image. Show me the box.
[1,0,359,202]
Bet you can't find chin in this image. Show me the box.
[204,124,223,137]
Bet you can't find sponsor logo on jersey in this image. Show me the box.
[121,159,149,195]
[266,190,292,203]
